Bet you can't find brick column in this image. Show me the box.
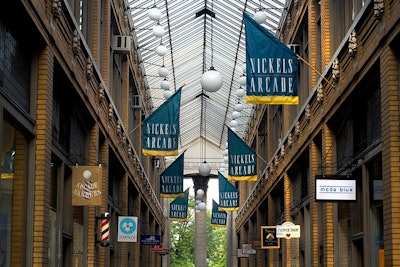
[283,173,292,266]
[380,45,400,266]
[321,124,334,266]
[193,175,209,267]
[309,141,320,266]
[32,46,54,266]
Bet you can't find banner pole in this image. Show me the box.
[296,54,335,88]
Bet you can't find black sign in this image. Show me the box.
[261,226,280,249]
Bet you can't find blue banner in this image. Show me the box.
[211,199,227,227]
[228,128,257,181]
[169,188,189,222]
[218,172,239,211]
[243,12,299,104]
[142,88,181,156]
[160,153,184,198]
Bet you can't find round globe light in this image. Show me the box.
[224,148,229,155]
[200,67,223,92]
[236,88,246,98]
[234,103,243,112]
[198,202,207,211]
[148,7,161,21]
[232,110,241,119]
[198,161,211,176]
[230,119,239,127]
[160,79,170,90]
[220,162,225,168]
[155,45,167,56]
[238,74,247,86]
[153,24,165,38]
[242,63,247,74]
[196,189,205,197]
[158,66,169,77]
[254,10,267,24]
[224,156,228,163]
[163,90,173,99]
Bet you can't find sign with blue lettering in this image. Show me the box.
[315,175,356,201]
[140,234,161,245]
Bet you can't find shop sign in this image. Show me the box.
[276,221,300,239]
[260,226,280,249]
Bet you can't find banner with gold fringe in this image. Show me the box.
[211,199,227,227]
[142,88,181,156]
[160,152,184,198]
[218,172,239,211]
[169,188,189,222]
[243,12,299,104]
[227,128,257,181]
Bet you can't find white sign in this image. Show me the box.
[118,216,138,242]
[242,244,256,254]
[316,179,356,200]
[276,222,300,239]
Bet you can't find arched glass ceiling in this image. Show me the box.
[128,0,286,166]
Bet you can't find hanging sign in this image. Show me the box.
[169,188,189,222]
[160,153,184,198]
[243,12,299,104]
[276,221,300,239]
[118,216,138,242]
[227,128,257,181]
[142,88,181,156]
[218,172,240,211]
[72,166,103,206]
[210,199,227,227]
[315,175,356,201]
[261,226,280,249]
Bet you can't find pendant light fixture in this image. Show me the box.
[198,94,211,177]
[148,5,161,21]
[200,0,223,93]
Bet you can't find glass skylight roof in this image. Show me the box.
[128,0,286,166]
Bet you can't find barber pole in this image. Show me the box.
[100,212,111,247]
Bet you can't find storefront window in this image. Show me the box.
[0,121,16,267]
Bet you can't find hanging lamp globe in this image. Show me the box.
[254,10,267,24]
[155,45,167,56]
[148,6,161,21]
[236,87,246,98]
[234,103,243,112]
[201,66,224,92]
[242,63,247,74]
[238,74,247,86]
[153,24,165,38]
[198,161,211,176]
[230,119,239,127]
[196,189,205,197]
[232,111,241,119]
[163,90,173,99]
[160,78,170,90]
[198,202,207,211]
[158,66,169,77]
